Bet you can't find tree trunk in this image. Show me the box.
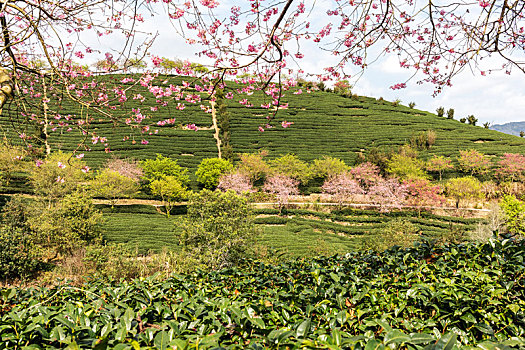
[210,100,222,159]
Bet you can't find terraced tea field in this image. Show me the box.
[2,74,524,180]
[101,205,482,255]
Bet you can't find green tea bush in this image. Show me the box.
[365,218,420,251]
[500,195,525,237]
[0,226,41,280]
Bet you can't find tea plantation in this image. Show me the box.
[2,239,525,348]
[99,205,482,256]
[2,74,524,178]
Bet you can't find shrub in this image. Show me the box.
[195,158,234,189]
[236,151,271,182]
[500,195,525,237]
[0,226,41,280]
[408,102,415,109]
[0,197,41,280]
[467,115,478,126]
[445,176,484,208]
[436,106,444,117]
[140,154,189,185]
[446,108,454,119]
[365,218,419,251]
[177,190,257,269]
[28,191,103,258]
[91,169,140,206]
[30,151,89,201]
[149,176,189,217]
[0,142,28,187]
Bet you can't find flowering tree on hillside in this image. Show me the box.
[350,162,382,191]
[457,150,492,177]
[263,174,299,214]
[217,172,255,195]
[322,172,364,208]
[368,178,408,213]
[404,179,446,215]
[426,155,454,181]
[495,153,525,182]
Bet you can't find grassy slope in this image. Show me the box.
[1,74,524,177]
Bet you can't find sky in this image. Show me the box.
[80,2,525,126]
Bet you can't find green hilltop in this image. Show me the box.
[2,74,524,174]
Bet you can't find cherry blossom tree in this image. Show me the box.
[321,172,364,208]
[457,149,492,177]
[403,178,446,214]
[495,153,525,182]
[368,178,408,213]
[217,172,255,195]
[263,174,299,214]
[426,155,454,181]
[350,162,381,190]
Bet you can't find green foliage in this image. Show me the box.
[236,152,270,181]
[30,151,89,201]
[269,153,313,184]
[3,239,525,347]
[311,156,350,179]
[386,153,429,181]
[149,176,189,217]
[177,189,257,269]
[0,226,40,280]
[500,195,525,236]
[140,154,189,185]
[91,169,140,206]
[445,176,484,208]
[446,108,455,119]
[0,197,41,280]
[28,191,103,257]
[195,158,233,189]
[0,142,28,187]
[436,106,444,117]
[365,218,420,251]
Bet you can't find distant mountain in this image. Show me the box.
[491,121,525,137]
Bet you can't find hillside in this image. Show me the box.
[491,121,525,137]
[2,74,525,175]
